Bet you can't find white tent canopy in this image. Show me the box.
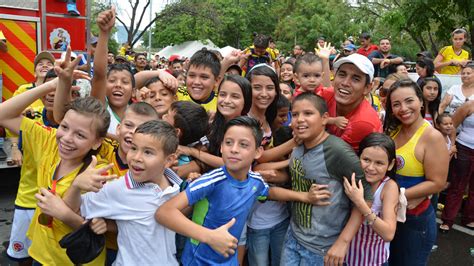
[157,40,219,59]
[219,45,237,58]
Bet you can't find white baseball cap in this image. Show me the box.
[333,53,374,82]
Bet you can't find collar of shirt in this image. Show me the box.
[125,168,182,190]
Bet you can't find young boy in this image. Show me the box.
[13,51,55,109]
[281,92,373,265]
[156,116,323,265]
[176,48,221,113]
[62,120,182,265]
[89,8,175,135]
[293,53,325,97]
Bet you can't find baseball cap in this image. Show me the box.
[34,51,55,67]
[333,53,374,82]
[169,54,181,62]
[343,44,357,51]
[115,55,127,62]
[90,36,98,45]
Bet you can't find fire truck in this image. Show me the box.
[0,0,91,102]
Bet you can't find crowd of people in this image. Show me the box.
[0,7,472,266]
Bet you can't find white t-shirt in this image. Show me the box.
[445,85,474,115]
[80,169,181,266]
[106,103,121,135]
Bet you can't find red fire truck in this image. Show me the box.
[0,0,91,102]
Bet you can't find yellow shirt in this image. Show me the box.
[21,118,106,265]
[14,83,44,109]
[177,87,217,113]
[438,46,470,75]
[15,107,56,208]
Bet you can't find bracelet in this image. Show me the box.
[363,210,373,218]
[367,212,377,226]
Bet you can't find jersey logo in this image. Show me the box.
[12,241,24,252]
[290,158,313,228]
[396,155,405,171]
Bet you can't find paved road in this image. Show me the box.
[0,167,473,265]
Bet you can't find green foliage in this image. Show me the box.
[144,0,471,59]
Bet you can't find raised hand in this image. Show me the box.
[54,46,83,81]
[96,7,116,33]
[315,42,333,60]
[157,70,178,92]
[207,218,238,258]
[72,155,117,192]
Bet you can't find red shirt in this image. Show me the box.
[293,84,324,97]
[357,44,378,57]
[319,87,382,152]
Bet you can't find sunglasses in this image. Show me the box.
[38,179,58,227]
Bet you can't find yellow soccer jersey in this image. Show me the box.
[177,87,217,113]
[98,138,129,177]
[15,106,57,209]
[13,83,44,109]
[438,46,470,75]
[20,118,106,265]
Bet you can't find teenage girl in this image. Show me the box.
[0,53,113,265]
[434,28,471,75]
[177,74,252,171]
[383,79,448,265]
[343,133,399,266]
[420,77,442,125]
[245,63,290,266]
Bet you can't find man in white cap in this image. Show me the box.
[319,53,382,151]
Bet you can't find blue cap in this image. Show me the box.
[344,44,357,51]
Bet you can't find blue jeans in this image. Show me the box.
[247,218,289,266]
[389,205,436,266]
[280,229,324,266]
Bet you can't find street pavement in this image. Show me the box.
[0,167,473,265]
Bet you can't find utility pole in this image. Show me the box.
[148,0,153,58]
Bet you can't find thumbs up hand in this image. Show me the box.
[207,218,239,258]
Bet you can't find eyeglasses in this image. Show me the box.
[38,179,58,227]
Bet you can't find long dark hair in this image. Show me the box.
[419,77,442,121]
[383,79,424,135]
[416,58,435,77]
[246,64,281,126]
[359,133,397,179]
[207,75,252,156]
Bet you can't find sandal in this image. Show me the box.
[439,224,450,233]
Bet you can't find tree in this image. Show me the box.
[91,0,119,53]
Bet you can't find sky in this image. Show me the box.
[112,0,169,30]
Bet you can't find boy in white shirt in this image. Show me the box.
[63,120,181,265]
